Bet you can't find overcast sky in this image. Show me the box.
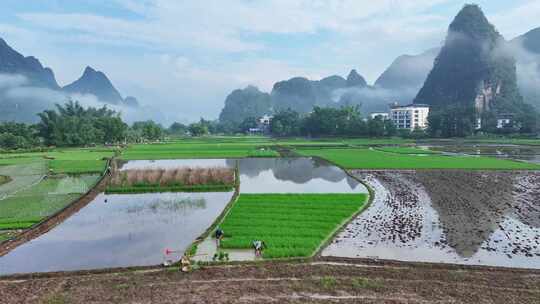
[1,0,539,123]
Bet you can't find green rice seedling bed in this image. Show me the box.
[0,149,112,174]
[218,193,367,258]
[298,147,540,170]
[0,175,100,230]
[246,149,279,158]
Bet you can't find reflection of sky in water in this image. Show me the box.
[0,157,368,275]
[121,158,367,194]
[420,144,540,164]
[120,159,230,170]
[0,192,232,275]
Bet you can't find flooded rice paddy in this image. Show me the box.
[323,170,540,269]
[0,192,232,275]
[421,143,540,164]
[121,157,367,194]
[0,157,366,275]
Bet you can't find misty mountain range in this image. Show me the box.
[220,15,540,125]
[2,5,540,127]
[0,38,138,122]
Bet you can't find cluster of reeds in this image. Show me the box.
[110,167,234,188]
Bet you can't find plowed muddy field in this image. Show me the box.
[323,170,540,268]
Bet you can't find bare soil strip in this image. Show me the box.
[0,260,538,303]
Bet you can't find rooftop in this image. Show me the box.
[390,103,430,109]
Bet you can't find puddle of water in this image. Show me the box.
[194,237,256,262]
[419,144,540,164]
[120,159,230,170]
[0,192,233,275]
[323,172,540,269]
[121,158,367,194]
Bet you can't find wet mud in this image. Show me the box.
[323,170,540,269]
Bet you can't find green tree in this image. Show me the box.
[239,117,259,133]
[168,122,188,135]
[367,117,385,137]
[188,122,209,137]
[132,121,163,141]
[270,109,301,136]
[37,100,126,146]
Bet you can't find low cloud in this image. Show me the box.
[0,73,167,124]
[494,38,540,109]
[331,85,420,114]
[0,74,28,89]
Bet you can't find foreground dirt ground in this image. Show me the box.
[0,259,539,303]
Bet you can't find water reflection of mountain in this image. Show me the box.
[414,171,515,258]
[512,173,540,229]
[228,158,360,188]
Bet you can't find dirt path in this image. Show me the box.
[0,260,538,303]
[0,174,109,257]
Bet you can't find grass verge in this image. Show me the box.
[0,175,100,230]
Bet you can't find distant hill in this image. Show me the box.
[516,27,540,53]
[63,66,124,105]
[346,69,367,87]
[0,38,139,122]
[219,86,271,124]
[271,76,339,113]
[219,69,379,124]
[0,38,59,89]
[375,48,439,103]
[414,4,531,130]
[123,96,139,107]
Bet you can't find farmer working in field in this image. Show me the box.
[180,254,191,272]
[215,227,224,247]
[252,240,267,257]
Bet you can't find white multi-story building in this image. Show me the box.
[390,104,430,130]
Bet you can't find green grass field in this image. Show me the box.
[0,148,113,174]
[219,193,367,258]
[121,137,420,160]
[0,175,100,230]
[46,150,113,174]
[298,147,540,170]
[122,140,278,160]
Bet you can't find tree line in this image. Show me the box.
[1,100,537,151]
[268,106,402,138]
[0,100,225,150]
